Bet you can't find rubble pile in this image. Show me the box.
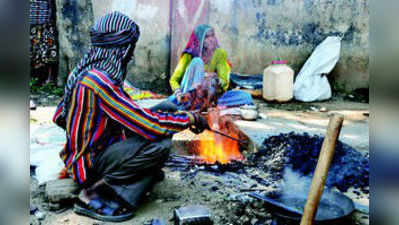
[225,200,274,225]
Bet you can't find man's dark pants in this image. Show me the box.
[89,101,177,208]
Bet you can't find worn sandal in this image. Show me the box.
[74,197,134,222]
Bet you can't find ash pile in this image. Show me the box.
[249,132,369,194]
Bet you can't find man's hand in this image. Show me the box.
[188,112,210,134]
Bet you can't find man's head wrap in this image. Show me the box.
[61,11,140,119]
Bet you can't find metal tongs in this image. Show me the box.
[199,110,248,145]
[207,128,248,145]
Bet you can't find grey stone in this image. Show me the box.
[48,202,61,211]
[45,179,79,203]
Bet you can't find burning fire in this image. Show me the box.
[196,110,244,164]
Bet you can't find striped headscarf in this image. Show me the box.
[61,11,140,119]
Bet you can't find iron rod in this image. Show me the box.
[208,129,248,145]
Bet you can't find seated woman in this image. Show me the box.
[168,24,232,111]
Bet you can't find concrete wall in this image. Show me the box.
[57,0,368,92]
[55,0,94,86]
[170,0,369,92]
[223,0,368,91]
[92,0,171,93]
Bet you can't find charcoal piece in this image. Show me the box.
[210,186,218,191]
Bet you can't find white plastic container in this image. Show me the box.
[262,60,294,102]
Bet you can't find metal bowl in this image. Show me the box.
[240,105,258,120]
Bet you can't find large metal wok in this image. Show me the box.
[249,190,354,223]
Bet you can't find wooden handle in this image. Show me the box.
[300,114,344,225]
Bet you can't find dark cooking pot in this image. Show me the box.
[249,189,354,223]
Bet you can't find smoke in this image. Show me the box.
[280,167,337,203]
[281,167,312,196]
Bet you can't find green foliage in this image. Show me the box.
[30,78,64,96]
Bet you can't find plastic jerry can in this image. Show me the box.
[263,60,294,102]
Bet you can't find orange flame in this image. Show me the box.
[196,110,244,164]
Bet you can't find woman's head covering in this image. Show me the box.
[61,11,140,119]
[182,24,219,63]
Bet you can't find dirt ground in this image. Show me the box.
[30,97,369,225]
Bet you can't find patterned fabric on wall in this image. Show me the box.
[30,0,57,68]
[30,24,58,67]
[30,0,52,25]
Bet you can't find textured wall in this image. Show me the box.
[92,0,171,93]
[206,0,369,91]
[55,0,94,86]
[56,0,368,92]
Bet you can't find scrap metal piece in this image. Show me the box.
[174,205,213,225]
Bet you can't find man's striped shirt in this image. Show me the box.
[53,69,191,184]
